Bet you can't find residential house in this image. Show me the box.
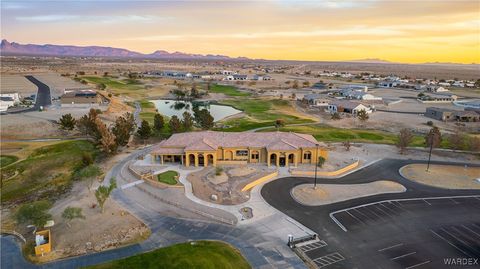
[253,74,273,81]
[378,81,398,88]
[61,89,103,107]
[303,94,330,107]
[418,93,458,103]
[453,111,479,122]
[426,86,449,93]
[425,107,455,121]
[327,101,372,115]
[226,74,248,81]
[425,107,479,122]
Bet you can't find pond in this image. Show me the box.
[150,99,242,121]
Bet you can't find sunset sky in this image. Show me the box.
[1,0,479,63]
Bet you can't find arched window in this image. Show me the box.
[303,151,312,160]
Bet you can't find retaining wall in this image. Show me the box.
[290,160,359,177]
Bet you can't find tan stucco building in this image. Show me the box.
[151,131,328,167]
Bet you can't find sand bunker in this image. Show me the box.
[401,164,480,190]
[291,181,406,206]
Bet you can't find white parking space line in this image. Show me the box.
[441,228,478,255]
[430,230,471,257]
[313,252,345,268]
[405,260,431,269]
[346,210,365,224]
[373,204,393,218]
[378,203,398,215]
[462,225,480,238]
[391,251,416,260]
[378,243,403,252]
[299,240,328,252]
[329,196,480,235]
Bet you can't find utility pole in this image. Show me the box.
[314,143,319,189]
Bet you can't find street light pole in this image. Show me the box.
[426,138,433,172]
[314,143,319,189]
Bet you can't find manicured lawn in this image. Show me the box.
[82,76,143,92]
[86,241,251,269]
[216,99,314,131]
[0,155,19,168]
[209,84,251,97]
[157,170,179,185]
[0,140,98,204]
[139,99,156,109]
[258,125,426,146]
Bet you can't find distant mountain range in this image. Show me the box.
[0,39,249,60]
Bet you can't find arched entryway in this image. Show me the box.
[206,154,214,166]
[188,154,195,167]
[279,154,286,167]
[198,154,205,166]
[270,153,277,166]
[288,153,295,166]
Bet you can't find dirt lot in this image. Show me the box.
[400,164,480,190]
[29,180,150,262]
[0,106,109,139]
[187,165,273,205]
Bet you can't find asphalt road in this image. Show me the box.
[24,75,52,109]
[262,159,480,269]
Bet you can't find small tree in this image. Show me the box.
[425,126,442,148]
[275,119,285,130]
[357,110,369,122]
[397,128,413,154]
[317,156,326,168]
[15,201,52,228]
[59,113,76,130]
[448,131,465,150]
[292,80,299,89]
[153,113,165,131]
[112,113,135,147]
[190,84,201,98]
[97,83,106,91]
[62,207,85,228]
[82,152,94,166]
[96,119,117,155]
[169,116,182,133]
[343,141,351,151]
[467,136,480,152]
[331,112,341,120]
[215,166,224,176]
[136,120,152,142]
[182,111,194,131]
[193,108,214,130]
[95,178,117,213]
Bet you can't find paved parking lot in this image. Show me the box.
[262,159,480,269]
[331,196,480,232]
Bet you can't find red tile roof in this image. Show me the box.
[152,131,324,154]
